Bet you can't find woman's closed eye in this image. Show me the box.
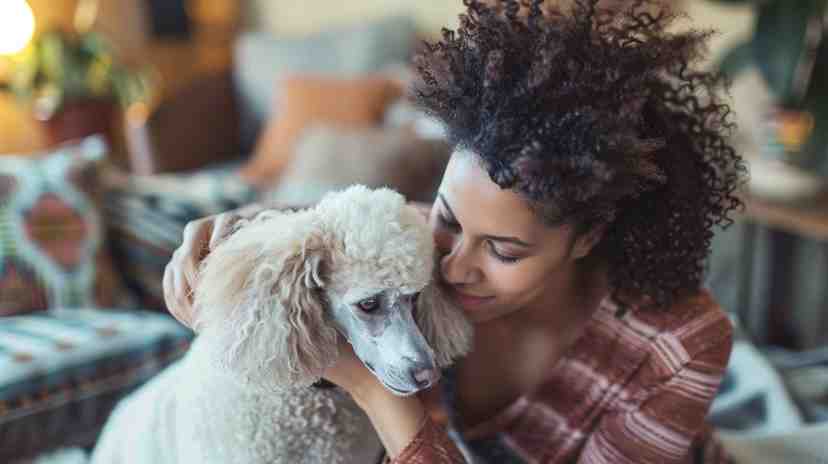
[487,241,522,264]
[438,209,524,264]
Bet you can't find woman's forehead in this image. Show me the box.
[440,150,546,235]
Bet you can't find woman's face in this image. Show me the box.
[430,149,592,324]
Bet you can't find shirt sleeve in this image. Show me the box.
[387,416,467,464]
[577,335,733,464]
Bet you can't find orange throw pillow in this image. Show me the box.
[240,75,403,186]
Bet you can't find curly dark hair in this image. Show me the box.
[412,0,746,312]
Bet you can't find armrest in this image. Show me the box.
[131,70,243,174]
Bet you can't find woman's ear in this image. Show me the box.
[571,223,608,260]
[414,283,474,367]
[193,212,338,391]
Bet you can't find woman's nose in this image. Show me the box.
[439,238,480,285]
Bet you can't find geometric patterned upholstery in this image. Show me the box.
[0,136,125,316]
[102,162,256,310]
[0,308,192,462]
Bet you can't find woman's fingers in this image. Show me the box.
[322,339,381,398]
[180,218,212,285]
[163,218,215,330]
[164,252,193,328]
[208,212,238,251]
[163,207,254,330]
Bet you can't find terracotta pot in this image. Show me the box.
[39,98,127,167]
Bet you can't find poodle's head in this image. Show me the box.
[193,186,473,395]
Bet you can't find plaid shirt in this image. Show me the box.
[389,289,733,464]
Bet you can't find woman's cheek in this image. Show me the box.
[489,261,544,299]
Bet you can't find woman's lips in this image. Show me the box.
[447,286,494,309]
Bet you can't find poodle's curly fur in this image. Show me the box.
[412,0,747,311]
[193,186,470,390]
[91,186,472,464]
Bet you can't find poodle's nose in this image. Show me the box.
[412,367,439,388]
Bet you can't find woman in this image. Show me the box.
[163,1,745,462]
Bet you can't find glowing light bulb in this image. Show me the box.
[0,0,36,55]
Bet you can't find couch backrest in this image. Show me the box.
[241,0,464,37]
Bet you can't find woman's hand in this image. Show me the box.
[162,203,266,330]
[322,339,383,401]
[324,340,428,457]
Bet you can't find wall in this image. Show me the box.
[681,1,755,65]
[245,0,468,37]
[246,0,755,56]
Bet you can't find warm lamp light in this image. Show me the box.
[0,0,36,55]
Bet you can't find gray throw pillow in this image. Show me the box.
[261,126,450,206]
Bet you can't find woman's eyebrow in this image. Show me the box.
[438,194,535,248]
[482,233,534,248]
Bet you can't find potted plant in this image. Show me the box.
[1,29,152,162]
[709,0,828,200]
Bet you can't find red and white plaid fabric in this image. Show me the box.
[388,289,733,464]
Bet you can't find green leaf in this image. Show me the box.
[3,28,154,110]
[39,31,66,84]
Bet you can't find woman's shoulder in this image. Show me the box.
[623,289,734,365]
[601,289,733,361]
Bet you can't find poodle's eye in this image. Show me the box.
[357,297,380,313]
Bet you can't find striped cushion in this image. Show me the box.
[102,162,257,310]
[0,308,192,461]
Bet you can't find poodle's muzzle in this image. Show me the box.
[332,289,440,396]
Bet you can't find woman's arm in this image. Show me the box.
[324,343,465,463]
[352,382,429,456]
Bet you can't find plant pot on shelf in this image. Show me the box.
[748,107,827,202]
[37,98,128,169]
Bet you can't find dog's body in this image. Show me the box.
[92,337,381,463]
[91,186,472,464]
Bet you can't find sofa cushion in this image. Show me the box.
[239,75,403,186]
[102,163,257,310]
[233,15,417,151]
[0,307,192,462]
[0,136,126,317]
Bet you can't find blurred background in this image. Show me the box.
[1,0,828,462]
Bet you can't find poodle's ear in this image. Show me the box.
[193,211,338,390]
[415,283,474,367]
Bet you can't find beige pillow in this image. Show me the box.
[240,75,403,187]
[260,126,450,206]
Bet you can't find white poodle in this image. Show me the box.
[90,186,473,464]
